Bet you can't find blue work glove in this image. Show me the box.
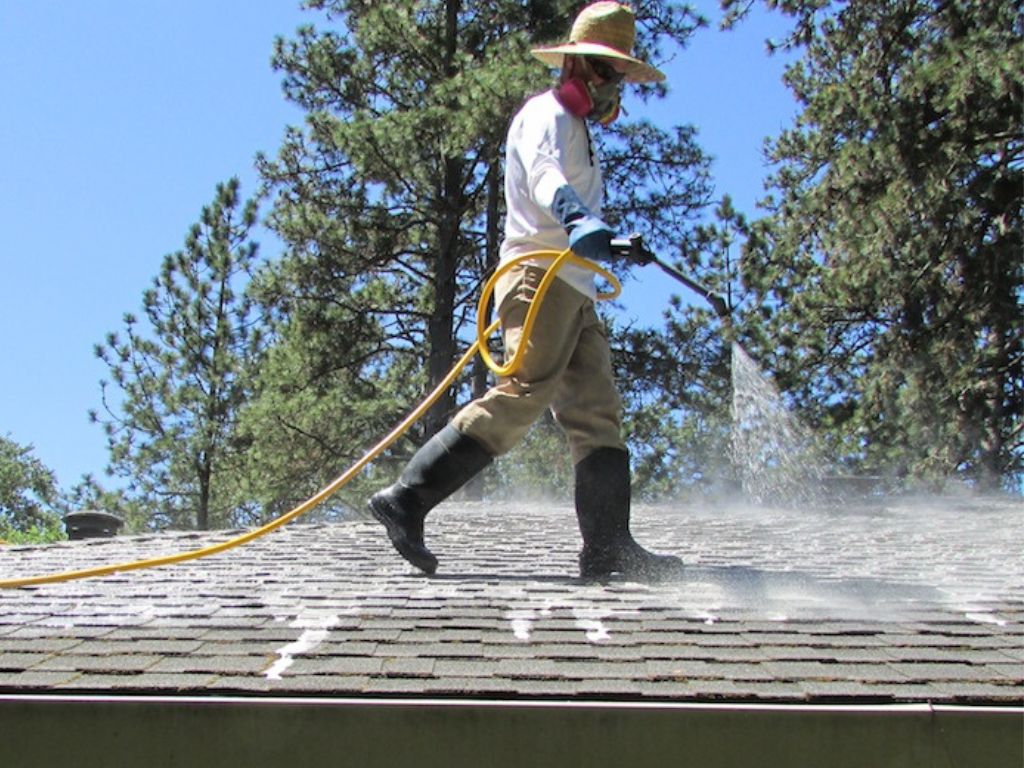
[551,185,614,262]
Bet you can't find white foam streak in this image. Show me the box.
[265,611,341,680]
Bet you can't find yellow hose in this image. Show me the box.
[475,249,620,376]
[0,249,621,589]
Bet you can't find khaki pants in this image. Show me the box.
[452,264,625,464]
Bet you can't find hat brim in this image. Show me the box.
[531,41,665,83]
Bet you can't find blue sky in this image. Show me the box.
[0,1,797,493]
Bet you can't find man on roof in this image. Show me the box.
[369,2,682,581]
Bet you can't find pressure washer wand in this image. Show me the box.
[610,234,731,320]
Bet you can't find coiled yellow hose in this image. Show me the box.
[0,249,620,589]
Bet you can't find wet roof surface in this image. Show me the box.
[1,498,1021,704]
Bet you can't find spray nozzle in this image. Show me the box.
[611,233,731,320]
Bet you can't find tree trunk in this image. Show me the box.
[196,454,211,531]
[424,0,464,439]
[463,159,502,500]
[976,326,1009,491]
[427,176,460,438]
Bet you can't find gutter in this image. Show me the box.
[3,694,1021,768]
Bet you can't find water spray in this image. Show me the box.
[611,234,841,506]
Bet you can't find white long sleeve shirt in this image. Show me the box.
[500,90,603,299]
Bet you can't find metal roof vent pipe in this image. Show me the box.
[63,511,124,540]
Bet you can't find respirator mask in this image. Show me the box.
[556,57,625,126]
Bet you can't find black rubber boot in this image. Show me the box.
[368,424,493,574]
[575,447,683,581]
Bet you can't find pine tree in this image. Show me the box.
[727,0,1023,489]
[92,179,265,529]
[0,435,61,538]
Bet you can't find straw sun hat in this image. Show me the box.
[531,2,665,84]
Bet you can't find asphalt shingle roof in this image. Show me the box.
[1,497,1021,704]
